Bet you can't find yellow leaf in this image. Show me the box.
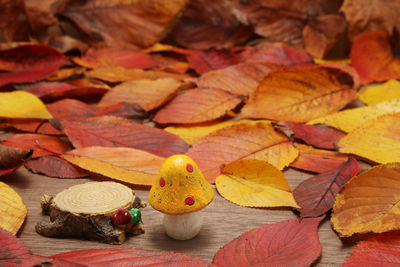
[0,91,52,119]
[331,163,400,237]
[63,146,165,186]
[308,98,400,132]
[216,159,299,208]
[313,58,351,65]
[338,113,400,164]
[0,182,27,235]
[164,119,254,145]
[358,79,400,105]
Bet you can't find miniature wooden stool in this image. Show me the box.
[36,181,145,244]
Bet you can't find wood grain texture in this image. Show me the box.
[5,167,353,265]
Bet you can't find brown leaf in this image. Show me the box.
[341,0,400,41]
[290,144,349,174]
[58,0,187,48]
[293,157,360,217]
[0,144,32,176]
[196,62,281,96]
[154,88,242,124]
[186,121,298,183]
[170,0,252,49]
[99,78,185,112]
[57,115,189,157]
[24,155,87,178]
[241,65,357,122]
[47,99,147,121]
[302,14,346,58]
[24,0,58,40]
[72,47,156,69]
[213,218,322,267]
[0,0,29,42]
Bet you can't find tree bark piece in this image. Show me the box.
[36,181,145,244]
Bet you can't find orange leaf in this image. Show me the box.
[63,146,165,186]
[86,66,192,83]
[351,31,400,85]
[290,144,348,173]
[186,121,298,183]
[72,47,156,69]
[331,163,400,237]
[99,78,184,111]
[241,65,356,122]
[196,62,281,96]
[0,182,27,235]
[154,88,242,124]
[3,133,71,158]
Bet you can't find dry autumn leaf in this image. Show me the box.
[86,66,191,83]
[358,79,400,105]
[164,119,253,145]
[0,228,45,266]
[293,157,360,218]
[56,115,189,157]
[154,88,242,124]
[186,120,298,183]
[290,143,349,174]
[0,182,27,235]
[308,98,400,133]
[72,47,156,69]
[25,156,87,179]
[57,0,187,48]
[63,146,165,186]
[342,231,400,266]
[337,113,400,164]
[241,65,356,122]
[284,122,345,150]
[350,31,400,85]
[213,218,322,267]
[98,78,184,112]
[216,159,299,208]
[196,62,281,96]
[3,133,71,158]
[0,91,52,119]
[332,163,400,237]
[0,144,32,176]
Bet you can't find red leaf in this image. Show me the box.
[0,228,45,266]
[57,116,189,157]
[47,99,147,121]
[285,122,345,150]
[49,247,212,266]
[342,231,400,267]
[238,43,312,65]
[213,218,322,267]
[5,119,62,135]
[2,133,71,158]
[351,31,400,85]
[24,155,87,178]
[73,47,156,69]
[187,49,241,74]
[0,45,68,86]
[154,88,242,124]
[290,144,349,173]
[293,157,361,218]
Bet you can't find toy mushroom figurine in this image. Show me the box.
[148,154,214,240]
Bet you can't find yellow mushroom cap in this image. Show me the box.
[148,154,214,215]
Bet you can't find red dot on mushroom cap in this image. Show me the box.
[160,177,165,187]
[186,164,193,173]
[185,196,195,206]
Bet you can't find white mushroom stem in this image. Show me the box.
[163,211,203,240]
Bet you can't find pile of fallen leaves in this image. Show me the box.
[1,0,400,266]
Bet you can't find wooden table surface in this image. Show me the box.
[4,164,356,266]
